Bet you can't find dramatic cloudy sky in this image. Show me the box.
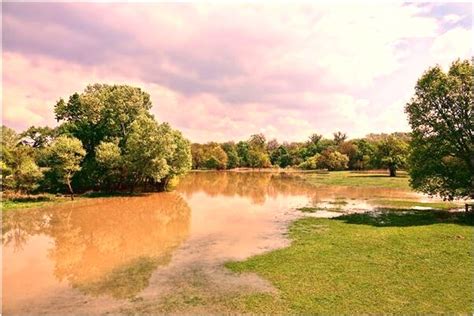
[2,2,472,142]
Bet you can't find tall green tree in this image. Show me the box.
[405,59,473,199]
[221,142,240,169]
[375,135,409,177]
[46,136,86,199]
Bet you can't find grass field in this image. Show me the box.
[306,170,411,189]
[226,210,474,314]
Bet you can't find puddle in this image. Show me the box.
[2,171,420,315]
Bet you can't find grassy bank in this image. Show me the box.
[226,210,474,314]
[306,170,411,189]
[1,192,144,211]
[1,194,67,211]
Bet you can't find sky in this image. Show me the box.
[2,2,473,142]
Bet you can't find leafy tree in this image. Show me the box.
[123,115,174,190]
[221,142,240,169]
[236,141,250,167]
[375,135,409,177]
[248,133,267,151]
[338,141,358,169]
[298,153,321,170]
[95,140,123,190]
[166,129,192,182]
[351,139,375,170]
[12,158,43,194]
[247,134,271,168]
[247,149,271,168]
[1,125,19,167]
[46,136,86,199]
[319,150,349,171]
[405,59,473,199]
[203,145,228,170]
[271,145,291,168]
[55,84,153,189]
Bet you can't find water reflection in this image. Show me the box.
[3,193,190,303]
[177,171,415,204]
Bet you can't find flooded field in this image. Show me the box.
[3,171,421,315]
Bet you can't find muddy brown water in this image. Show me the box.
[2,171,419,315]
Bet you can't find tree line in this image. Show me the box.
[191,132,410,177]
[1,84,192,199]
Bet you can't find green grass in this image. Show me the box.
[1,192,143,211]
[370,199,461,210]
[306,171,411,189]
[296,206,343,213]
[1,195,65,211]
[226,210,474,314]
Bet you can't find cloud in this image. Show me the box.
[2,3,471,142]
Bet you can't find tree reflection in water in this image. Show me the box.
[177,171,413,205]
[2,193,191,299]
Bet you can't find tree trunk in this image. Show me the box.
[389,166,397,177]
[66,180,74,200]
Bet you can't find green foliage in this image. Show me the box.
[406,59,473,199]
[46,136,86,197]
[12,158,44,194]
[375,135,409,177]
[247,134,271,168]
[221,142,240,169]
[192,143,228,170]
[271,145,292,168]
[318,150,349,171]
[298,153,321,170]
[236,141,250,167]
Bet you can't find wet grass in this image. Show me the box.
[1,194,65,211]
[370,199,461,210]
[296,206,343,213]
[75,256,168,299]
[306,171,410,189]
[1,191,145,211]
[226,210,474,314]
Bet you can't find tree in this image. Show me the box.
[221,142,240,169]
[47,136,86,199]
[12,158,43,194]
[247,134,271,168]
[271,145,291,168]
[298,153,321,170]
[351,139,375,170]
[203,145,228,170]
[247,149,271,168]
[95,140,123,190]
[123,115,174,190]
[236,141,250,167]
[375,135,409,177]
[166,129,192,183]
[55,84,153,189]
[318,150,349,171]
[333,131,347,145]
[405,59,473,199]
